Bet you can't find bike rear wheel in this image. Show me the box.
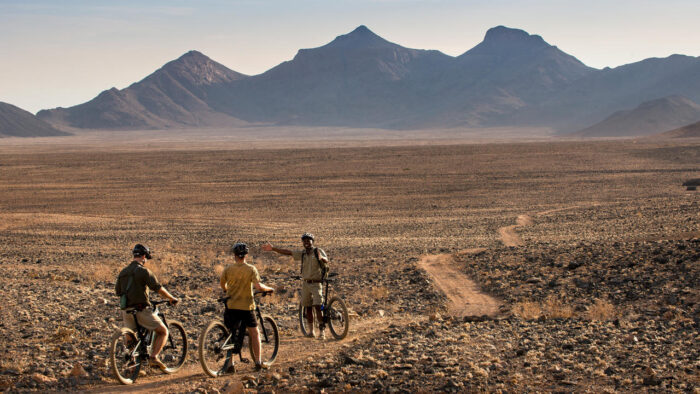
[327,297,350,340]
[199,321,231,378]
[253,316,279,363]
[160,320,188,373]
[298,304,312,337]
[109,328,141,385]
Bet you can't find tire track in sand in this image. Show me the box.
[418,252,500,317]
[497,214,533,247]
[498,204,602,247]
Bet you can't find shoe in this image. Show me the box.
[306,329,316,338]
[149,357,167,371]
[255,362,270,371]
[318,330,326,340]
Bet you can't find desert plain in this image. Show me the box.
[0,130,698,393]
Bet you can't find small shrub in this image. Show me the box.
[585,298,616,321]
[51,326,77,343]
[542,296,574,319]
[369,286,390,300]
[512,301,541,320]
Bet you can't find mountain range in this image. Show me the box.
[33,25,700,135]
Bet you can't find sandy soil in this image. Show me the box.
[0,133,698,392]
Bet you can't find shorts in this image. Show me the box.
[121,307,165,332]
[224,308,258,330]
[301,281,323,307]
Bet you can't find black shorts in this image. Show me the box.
[224,308,257,329]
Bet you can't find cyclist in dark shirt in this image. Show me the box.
[115,244,178,370]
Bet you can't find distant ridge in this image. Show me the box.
[34,25,700,133]
[38,51,249,129]
[658,119,700,138]
[0,102,69,137]
[570,96,700,137]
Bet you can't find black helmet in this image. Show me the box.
[132,244,152,259]
[301,233,315,241]
[232,242,249,258]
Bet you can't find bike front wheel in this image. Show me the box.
[160,320,188,373]
[327,297,350,340]
[252,316,279,364]
[109,328,141,385]
[199,321,231,378]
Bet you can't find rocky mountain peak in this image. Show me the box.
[324,25,393,49]
[154,50,246,86]
[465,25,551,57]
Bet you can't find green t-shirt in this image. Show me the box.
[221,262,261,310]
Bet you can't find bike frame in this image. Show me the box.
[126,301,175,361]
[220,294,273,361]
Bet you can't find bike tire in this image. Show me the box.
[327,297,350,340]
[251,316,279,364]
[298,303,312,337]
[198,320,231,378]
[109,328,141,385]
[160,320,188,373]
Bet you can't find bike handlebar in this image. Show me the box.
[217,291,273,304]
[291,272,338,281]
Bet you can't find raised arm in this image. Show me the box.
[261,242,293,256]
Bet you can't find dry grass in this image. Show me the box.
[512,301,542,320]
[542,296,575,319]
[585,298,616,321]
[51,326,78,343]
[369,285,390,300]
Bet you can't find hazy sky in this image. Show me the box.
[2,0,699,113]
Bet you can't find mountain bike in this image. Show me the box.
[109,300,188,385]
[198,291,279,377]
[294,272,350,340]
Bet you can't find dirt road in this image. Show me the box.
[418,252,500,317]
[86,315,411,393]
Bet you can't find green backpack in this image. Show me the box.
[119,275,134,310]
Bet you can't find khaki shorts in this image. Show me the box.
[301,281,323,307]
[121,307,165,332]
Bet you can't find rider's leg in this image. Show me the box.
[302,283,316,336]
[150,323,169,357]
[311,283,324,336]
[305,306,315,335]
[247,326,262,364]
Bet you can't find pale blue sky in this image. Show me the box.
[2,0,699,113]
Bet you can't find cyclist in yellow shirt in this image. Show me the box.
[220,242,274,371]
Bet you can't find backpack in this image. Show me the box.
[301,247,329,279]
[119,273,134,310]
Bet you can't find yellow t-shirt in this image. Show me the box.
[221,262,261,310]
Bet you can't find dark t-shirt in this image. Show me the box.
[115,261,162,307]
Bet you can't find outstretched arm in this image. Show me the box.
[261,242,293,256]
